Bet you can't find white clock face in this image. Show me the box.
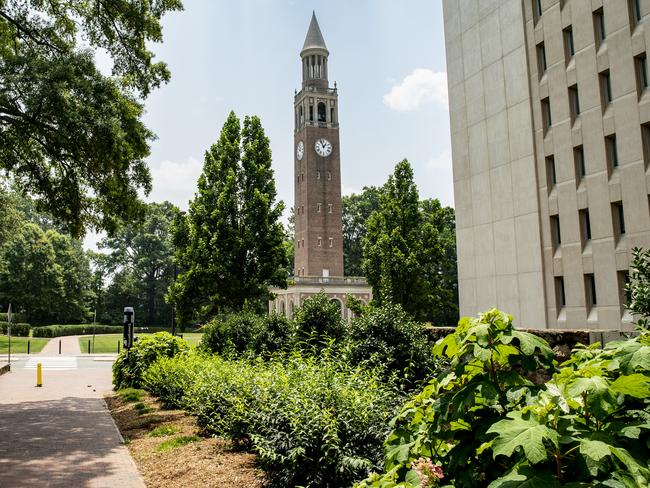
[315,138,332,157]
[296,140,304,160]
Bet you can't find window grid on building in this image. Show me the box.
[579,209,592,244]
[564,26,574,63]
[612,201,626,236]
[594,8,606,48]
[555,276,566,309]
[546,156,556,191]
[569,84,580,124]
[629,0,642,28]
[635,53,648,97]
[605,134,619,173]
[551,214,561,251]
[537,42,547,79]
[642,123,650,170]
[574,146,586,185]
[599,70,612,110]
[585,273,597,308]
[542,97,552,135]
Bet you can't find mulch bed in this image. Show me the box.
[105,392,267,487]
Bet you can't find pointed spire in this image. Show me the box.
[301,11,328,54]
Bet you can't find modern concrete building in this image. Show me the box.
[269,13,371,319]
[443,0,650,330]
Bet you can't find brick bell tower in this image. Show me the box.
[293,12,344,278]
[269,12,371,320]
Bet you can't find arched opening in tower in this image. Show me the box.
[318,102,326,123]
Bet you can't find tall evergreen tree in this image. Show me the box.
[169,112,288,324]
[341,186,383,276]
[361,160,446,323]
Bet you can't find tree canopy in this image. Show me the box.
[169,111,289,325]
[0,0,183,237]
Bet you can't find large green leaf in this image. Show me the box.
[487,467,561,488]
[609,374,650,398]
[487,413,558,464]
[580,439,611,462]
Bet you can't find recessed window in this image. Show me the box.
[574,145,586,184]
[301,239,304,248]
[534,0,542,23]
[541,97,552,135]
[594,8,606,48]
[629,0,642,28]
[569,84,581,123]
[585,273,597,308]
[318,237,322,247]
[537,42,547,78]
[328,203,333,213]
[612,201,626,236]
[327,171,332,181]
[309,105,314,121]
[546,156,557,190]
[551,214,561,251]
[317,171,321,180]
[564,26,575,62]
[329,237,334,247]
[635,53,648,97]
[555,276,566,309]
[606,134,619,173]
[642,123,650,170]
[579,209,592,244]
[618,271,630,312]
[599,70,612,109]
[317,203,322,213]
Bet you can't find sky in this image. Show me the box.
[87,0,451,249]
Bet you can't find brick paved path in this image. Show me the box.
[39,335,82,356]
[0,358,145,488]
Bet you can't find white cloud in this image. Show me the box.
[146,157,203,210]
[383,69,448,112]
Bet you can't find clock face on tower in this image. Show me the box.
[296,140,304,160]
[315,138,332,157]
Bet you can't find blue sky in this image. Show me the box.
[88,0,450,247]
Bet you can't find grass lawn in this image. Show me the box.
[0,335,49,354]
[78,333,203,354]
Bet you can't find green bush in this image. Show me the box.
[345,303,436,389]
[0,312,26,323]
[32,324,122,337]
[253,312,293,355]
[358,309,650,488]
[144,351,400,487]
[294,291,345,347]
[0,322,30,336]
[113,332,189,389]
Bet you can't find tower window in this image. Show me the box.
[299,106,304,124]
[301,205,304,214]
[541,97,552,135]
[635,53,648,96]
[317,203,322,213]
[599,70,612,109]
[328,203,333,213]
[546,156,556,190]
[318,102,326,123]
[330,107,335,123]
[536,42,547,78]
[606,134,619,172]
[327,171,332,180]
[574,145,586,184]
[317,171,321,179]
[594,8,606,48]
[555,276,566,309]
[318,237,322,247]
[612,201,626,236]
[329,237,333,247]
[564,26,574,62]
[585,273,597,308]
[551,214,561,251]
[579,208,592,243]
[309,105,314,121]
[569,84,580,123]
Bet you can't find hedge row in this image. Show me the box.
[0,312,26,323]
[32,325,123,338]
[143,351,400,487]
[0,322,31,336]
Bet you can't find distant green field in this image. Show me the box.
[78,333,203,354]
[0,335,49,354]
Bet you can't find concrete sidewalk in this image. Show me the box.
[39,335,82,356]
[0,360,145,487]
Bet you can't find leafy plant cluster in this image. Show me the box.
[0,312,26,323]
[31,324,122,338]
[143,350,401,487]
[0,322,30,336]
[113,332,189,389]
[357,309,650,487]
[200,293,437,389]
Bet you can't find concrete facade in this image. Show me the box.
[444,0,650,330]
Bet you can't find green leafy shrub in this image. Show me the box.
[294,291,345,347]
[0,322,30,336]
[357,309,650,487]
[113,332,188,389]
[144,351,400,487]
[32,324,121,337]
[626,247,650,327]
[253,312,293,355]
[345,303,436,389]
[0,312,26,323]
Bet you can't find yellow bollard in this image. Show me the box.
[36,363,42,387]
